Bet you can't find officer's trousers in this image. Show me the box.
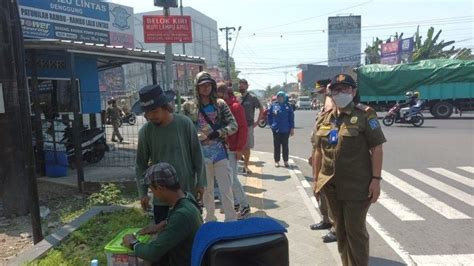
[322,184,370,266]
[319,191,336,233]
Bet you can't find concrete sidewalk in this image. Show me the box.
[40,150,342,265]
[213,151,341,265]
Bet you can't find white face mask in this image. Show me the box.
[332,93,353,108]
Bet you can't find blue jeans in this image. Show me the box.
[228,151,249,207]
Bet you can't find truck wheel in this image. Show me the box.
[431,102,453,119]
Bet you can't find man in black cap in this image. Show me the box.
[312,74,386,266]
[132,85,206,224]
[123,162,202,266]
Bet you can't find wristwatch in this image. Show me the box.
[130,239,140,251]
[372,176,382,180]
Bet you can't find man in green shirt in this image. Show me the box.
[132,85,206,224]
[123,162,203,265]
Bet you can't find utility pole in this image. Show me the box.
[177,0,187,113]
[154,1,176,92]
[0,0,43,242]
[219,26,236,81]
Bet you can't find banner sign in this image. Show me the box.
[328,16,361,67]
[381,37,414,64]
[143,15,193,43]
[19,0,135,48]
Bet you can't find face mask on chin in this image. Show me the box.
[331,93,353,108]
[239,88,247,94]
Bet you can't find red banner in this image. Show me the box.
[143,15,192,43]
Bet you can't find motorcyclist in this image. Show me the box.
[400,91,419,120]
[120,99,130,115]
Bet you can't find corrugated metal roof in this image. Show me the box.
[23,39,206,65]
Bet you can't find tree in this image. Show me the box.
[412,26,457,61]
[364,37,383,64]
[264,84,282,99]
[218,48,240,86]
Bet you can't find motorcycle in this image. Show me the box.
[382,103,424,127]
[62,124,109,166]
[122,112,137,126]
[258,108,269,128]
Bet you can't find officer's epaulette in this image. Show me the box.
[355,103,372,112]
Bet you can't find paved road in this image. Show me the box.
[254,110,474,265]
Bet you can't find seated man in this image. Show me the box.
[123,162,203,266]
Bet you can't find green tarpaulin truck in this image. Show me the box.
[355,59,474,118]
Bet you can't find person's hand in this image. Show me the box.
[139,220,167,235]
[140,196,149,211]
[290,128,295,137]
[207,131,220,140]
[312,182,320,201]
[307,156,313,166]
[195,187,205,201]
[122,234,136,249]
[235,151,242,162]
[368,179,381,203]
[253,122,258,128]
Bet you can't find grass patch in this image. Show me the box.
[30,208,151,266]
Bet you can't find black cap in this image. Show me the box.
[328,74,357,89]
[131,85,175,115]
[315,79,331,93]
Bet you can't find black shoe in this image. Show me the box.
[310,221,332,230]
[322,231,337,243]
[234,204,240,212]
[284,161,290,168]
[238,205,251,220]
[111,139,118,142]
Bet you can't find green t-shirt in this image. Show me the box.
[134,193,203,265]
[135,114,207,205]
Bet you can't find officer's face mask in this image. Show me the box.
[331,92,353,108]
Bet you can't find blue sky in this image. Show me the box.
[111,0,473,89]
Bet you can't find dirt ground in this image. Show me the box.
[0,180,88,264]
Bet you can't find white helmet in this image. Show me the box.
[405,91,414,98]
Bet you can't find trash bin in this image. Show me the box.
[203,233,289,266]
[44,150,68,177]
[104,228,152,266]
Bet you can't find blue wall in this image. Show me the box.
[26,51,100,114]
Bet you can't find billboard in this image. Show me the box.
[328,16,361,67]
[380,37,414,64]
[19,0,135,48]
[143,15,193,43]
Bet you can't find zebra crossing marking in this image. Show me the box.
[428,167,474,188]
[382,170,470,219]
[378,190,424,221]
[301,179,311,188]
[458,166,474,174]
[400,169,474,207]
[410,254,474,265]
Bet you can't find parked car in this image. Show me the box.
[296,96,311,110]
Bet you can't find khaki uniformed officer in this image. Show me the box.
[309,79,337,243]
[312,74,386,266]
